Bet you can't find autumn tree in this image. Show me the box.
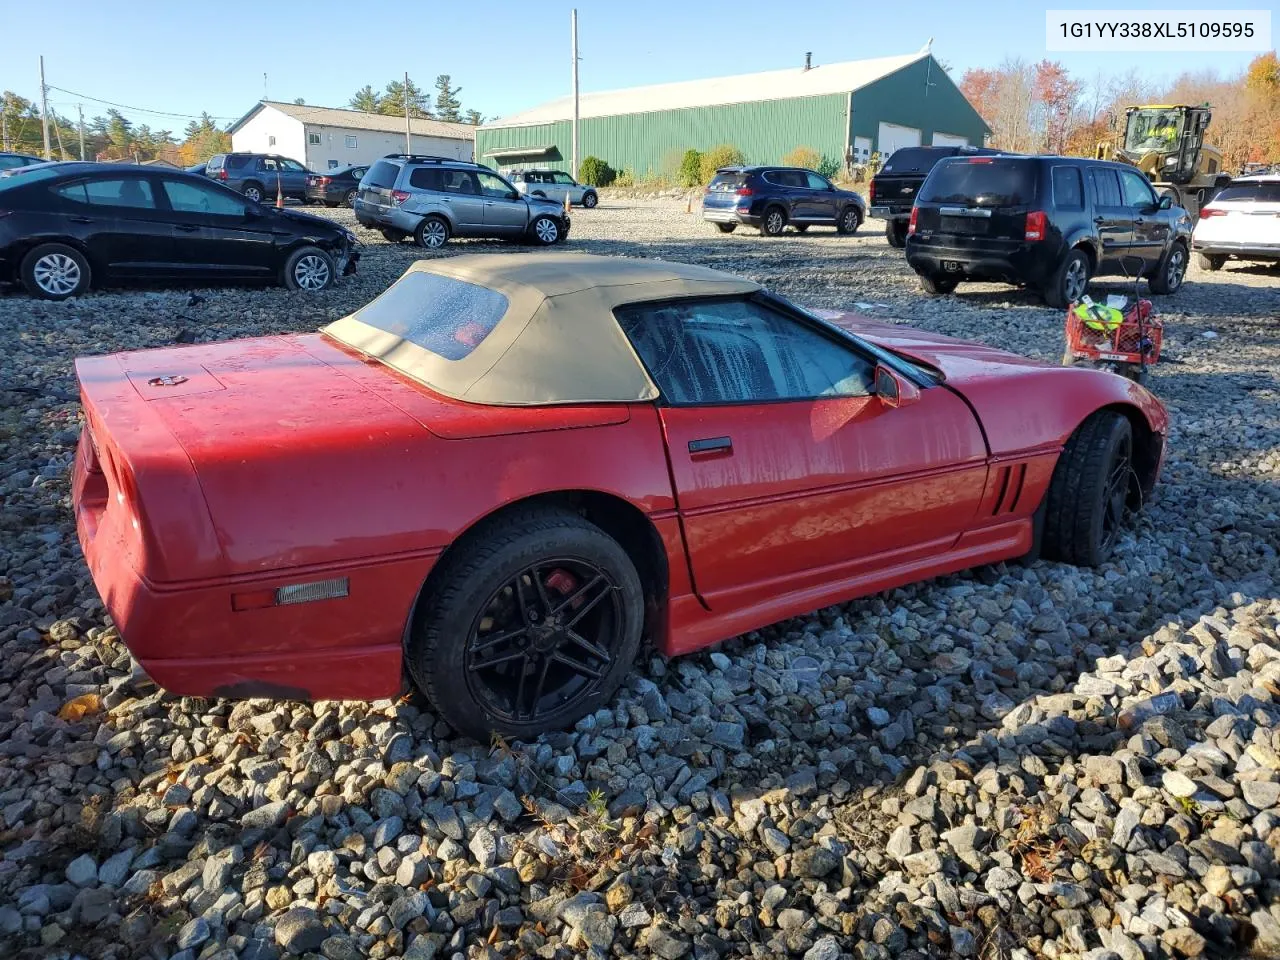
[178,113,231,166]
[1034,60,1081,154]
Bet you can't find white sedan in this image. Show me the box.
[1192,175,1280,270]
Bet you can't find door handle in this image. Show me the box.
[175,224,199,233]
[1134,218,1145,225]
[688,436,732,455]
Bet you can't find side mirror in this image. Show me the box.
[1158,195,1173,210]
[508,191,521,202]
[875,364,920,409]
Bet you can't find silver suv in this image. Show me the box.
[509,170,599,208]
[353,155,570,249]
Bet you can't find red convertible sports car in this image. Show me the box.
[73,253,1168,738]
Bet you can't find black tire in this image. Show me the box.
[714,223,737,234]
[1197,253,1225,271]
[760,206,787,236]
[380,229,407,243]
[1042,411,1135,567]
[886,220,907,248]
[1043,249,1091,309]
[344,189,357,207]
[836,205,861,235]
[1149,241,1188,295]
[20,243,91,300]
[324,201,339,208]
[406,508,644,740]
[792,224,809,233]
[281,245,334,291]
[920,274,958,295]
[528,215,562,246]
[242,182,264,203]
[581,191,598,209]
[415,216,451,250]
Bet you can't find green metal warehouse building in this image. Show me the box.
[476,49,991,178]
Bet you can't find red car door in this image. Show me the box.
[616,296,989,611]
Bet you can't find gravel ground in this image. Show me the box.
[2,197,1279,960]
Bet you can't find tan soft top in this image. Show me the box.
[322,253,761,405]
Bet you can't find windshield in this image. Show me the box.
[1124,109,1185,153]
[918,158,1036,207]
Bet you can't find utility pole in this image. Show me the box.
[263,72,268,101]
[1,112,9,152]
[571,9,579,180]
[403,71,412,154]
[77,104,85,160]
[39,55,51,160]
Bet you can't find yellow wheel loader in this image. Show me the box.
[1095,105,1232,219]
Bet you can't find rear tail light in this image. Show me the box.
[1199,207,1226,218]
[869,180,877,202]
[908,207,918,235]
[217,169,227,181]
[966,157,994,164]
[319,177,331,187]
[735,187,753,196]
[1024,210,1047,242]
[391,190,410,205]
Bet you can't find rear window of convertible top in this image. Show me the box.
[349,272,508,361]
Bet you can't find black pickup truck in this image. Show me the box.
[870,145,1006,248]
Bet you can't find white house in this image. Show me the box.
[229,101,475,170]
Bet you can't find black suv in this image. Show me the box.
[871,145,1006,247]
[906,154,1194,307]
[703,166,865,236]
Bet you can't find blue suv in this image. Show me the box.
[702,165,865,237]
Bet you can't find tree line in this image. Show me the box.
[2,91,232,165]
[958,52,1280,171]
[348,75,483,125]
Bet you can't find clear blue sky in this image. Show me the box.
[1,0,1269,129]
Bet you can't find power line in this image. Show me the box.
[44,84,238,122]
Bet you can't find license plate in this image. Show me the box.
[1097,352,1130,361]
[942,260,963,272]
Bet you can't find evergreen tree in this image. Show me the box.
[434,75,462,121]
[349,85,380,112]
[378,78,431,118]
[463,109,484,126]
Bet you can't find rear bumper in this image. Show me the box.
[703,207,757,226]
[1192,239,1280,260]
[870,205,911,221]
[906,241,1052,285]
[73,430,425,701]
[305,186,341,203]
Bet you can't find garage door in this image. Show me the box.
[877,122,921,156]
[932,132,969,147]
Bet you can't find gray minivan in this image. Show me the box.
[353,155,570,248]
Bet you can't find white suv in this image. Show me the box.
[1193,176,1280,270]
[509,170,599,208]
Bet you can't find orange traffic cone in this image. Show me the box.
[564,193,571,216]
[276,173,284,209]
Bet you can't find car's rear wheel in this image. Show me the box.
[415,216,451,249]
[406,509,644,740]
[529,215,562,246]
[886,220,907,248]
[581,191,598,209]
[21,243,91,300]
[792,224,809,233]
[380,229,407,243]
[920,274,958,295]
[1042,410,1135,567]
[345,189,358,207]
[1197,252,1225,271]
[1149,241,1187,295]
[760,206,787,236]
[836,206,861,235]
[282,246,334,291]
[242,183,264,203]
[1043,249,1091,309]
[714,223,737,234]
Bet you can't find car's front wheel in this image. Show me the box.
[1043,249,1091,309]
[836,206,861,235]
[21,243,91,300]
[581,191,598,209]
[415,216,451,249]
[920,274,958,295]
[406,508,644,740]
[1042,410,1136,567]
[282,246,334,291]
[529,215,562,245]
